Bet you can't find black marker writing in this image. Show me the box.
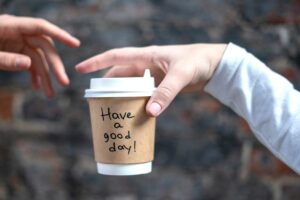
[100,106,137,155]
[114,122,123,129]
[104,131,131,143]
[109,142,134,155]
[100,107,135,121]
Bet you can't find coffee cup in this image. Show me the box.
[85,70,156,175]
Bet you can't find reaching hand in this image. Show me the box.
[0,14,80,97]
[76,43,226,116]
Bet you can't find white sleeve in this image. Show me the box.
[204,43,300,174]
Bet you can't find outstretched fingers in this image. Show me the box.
[104,65,145,78]
[17,16,80,48]
[25,36,69,86]
[0,51,31,71]
[23,46,55,97]
[76,46,158,73]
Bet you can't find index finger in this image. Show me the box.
[17,16,80,48]
[76,46,157,73]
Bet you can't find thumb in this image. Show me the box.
[146,70,187,117]
[0,51,31,71]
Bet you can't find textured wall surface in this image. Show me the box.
[0,0,300,199]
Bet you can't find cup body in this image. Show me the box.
[85,70,156,175]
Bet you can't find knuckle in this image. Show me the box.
[2,14,12,18]
[148,45,159,51]
[153,86,174,105]
[37,18,47,24]
[0,55,14,69]
[144,45,158,64]
[35,18,49,30]
[106,48,129,63]
[175,67,194,83]
[106,49,119,60]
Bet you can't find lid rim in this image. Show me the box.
[86,69,155,97]
[85,89,155,93]
[84,91,154,98]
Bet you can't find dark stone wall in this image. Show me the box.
[0,0,300,199]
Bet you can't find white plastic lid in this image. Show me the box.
[85,69,155,97]
[97,162,152,176]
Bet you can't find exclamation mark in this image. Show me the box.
[134,141,136,152]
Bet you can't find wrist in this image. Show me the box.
[207,44,227,80]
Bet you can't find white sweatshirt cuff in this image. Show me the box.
[204,43,248,105]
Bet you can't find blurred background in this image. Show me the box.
[0,0,300,199]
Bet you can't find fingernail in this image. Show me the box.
[75,64,81,70]
[63,74,70,85]
[16,57,31,69]
[61,69,70,85]
[70,37,80,46]
[74,38,81,45]
[75,64,85,73]
[148,102,162,116]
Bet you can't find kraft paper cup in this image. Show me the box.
[85,70,156,176]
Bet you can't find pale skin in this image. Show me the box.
[0,14,80,97]
[76,43,227,117]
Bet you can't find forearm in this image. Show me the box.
[205,43,300,174]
